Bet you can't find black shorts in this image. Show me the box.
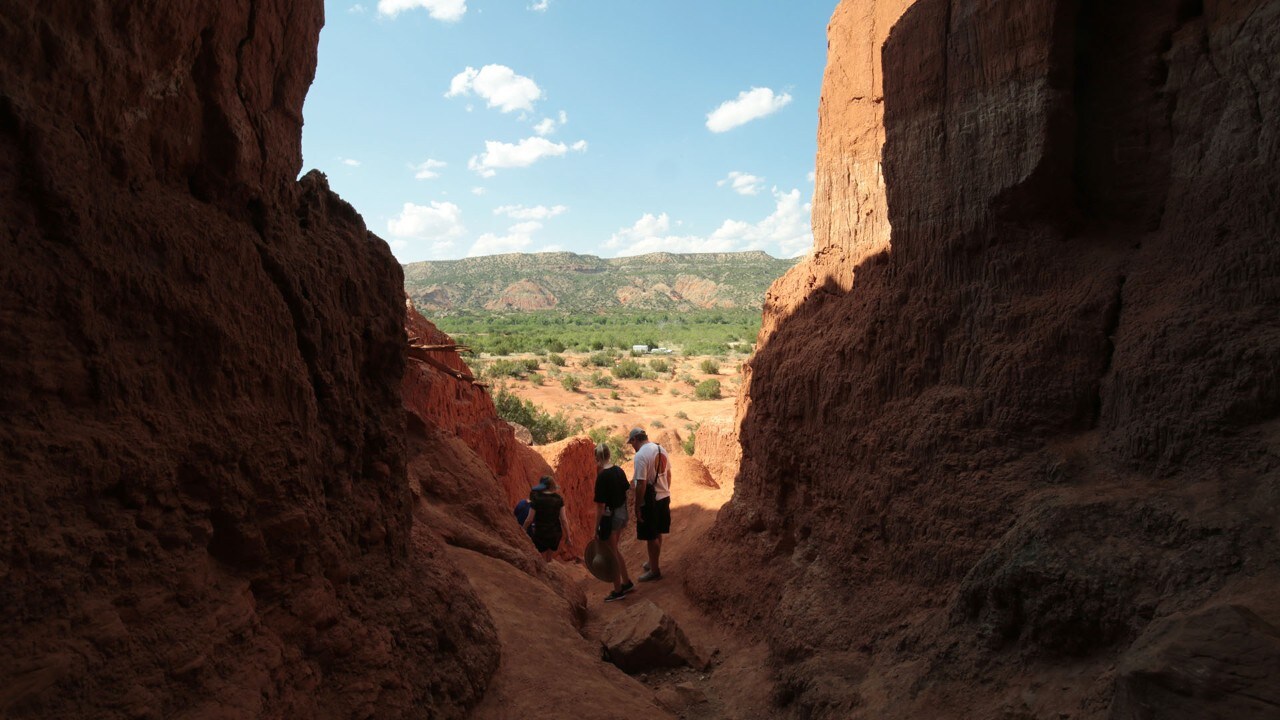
[533,530,561,553]
[636,497,671,541]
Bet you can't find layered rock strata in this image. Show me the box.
[0,3,496,718]
[688,1,1280,718]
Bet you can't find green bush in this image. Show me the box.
[492,387,581,444]
[529,373,544,386]
[588,352,614,367]
[682,431,696,456]
[487,359,525,378]
[651,419,665,429]
[522,358,541,372]
[674,410,689,420]
[699,359,720,375]
[613,359,643,379]
[548,353,567,366]
[648,359,670,373]
[590,372,615,389]
[561,374,581,392]
[588,427,628,463]
[547,339,566,353]
[605,405,624,413]
[680,373,696,386]
[694,379,722,400]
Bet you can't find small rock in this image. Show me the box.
[600,600,704,674]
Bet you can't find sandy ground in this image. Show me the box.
[488,352,743,440]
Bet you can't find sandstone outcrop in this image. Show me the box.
[601,601,705,674]
[693,415,741,488]
[533,437,598,560]
[0,2,497,717]
[688,1,1280,718]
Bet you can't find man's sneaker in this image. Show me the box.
[642,562,651,571]
[604,589,627,603]
[619,581,635,595]
[638,570,662,582]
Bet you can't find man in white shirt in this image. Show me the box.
[628,427,672,581]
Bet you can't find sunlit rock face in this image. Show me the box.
[687,0,1280,717]
[0,3,499,717]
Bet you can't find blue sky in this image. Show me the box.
[301,0,836,262]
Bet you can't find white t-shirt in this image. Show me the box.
[632,442,670,501]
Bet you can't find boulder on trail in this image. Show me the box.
[601,601,705,674]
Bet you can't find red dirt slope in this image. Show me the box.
[0,3,496,718]
[687,1,1280,718]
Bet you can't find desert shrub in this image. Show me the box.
[640,370,659,381]
[651,419,665,429]
[522,358,541,372]
[533,348,547,356]
[648,359,670,373]
[629,349,643,357]
[680,373,696,386]
[669,388,681,396]
[588,352,613,367]
[682,431,696,456]
[561,374,581,392]
[548,353,567,366]
[699,359,720,375]
[529,373,544,386]
[588,427,628,462]
[605,405,624,413]
[610,390,620,400]
[590,372,615,389]
[547,339,566,353]
[493,388,581,444]
[694,379,722,400]
[487,359,524,378]
[590,340,605,351]
[613,359,643,379]
[674,410,689,420]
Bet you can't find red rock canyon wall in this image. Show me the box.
[0,3,498,718]
[689,0,1280,717]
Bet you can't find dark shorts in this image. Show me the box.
[533,530,561,553]
[636,497,671,541]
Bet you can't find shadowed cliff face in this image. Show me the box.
[0,3,498,718]
[688,0,1280,718]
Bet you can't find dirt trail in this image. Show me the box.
[451,547,672,720]
[455,469,775,719]
[577,474,776,719]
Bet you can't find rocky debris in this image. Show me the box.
[508,422,534,445]
[693,416,740,488]
[686,0,1280,717]
[601,601,705,674]
[655,682,711,714]
[1110,604,1280,719]
[0,2,498,717]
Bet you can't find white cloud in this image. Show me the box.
[467,221,542,257]
[445,64,542,113]
[570,139,588,152]
[533,118,557,136]
[349,4,367,13]
[807,170,816,183]
[411,159,447,179]
[387,201,466,245]
[558,110,568,124]
[706,87,793,133]
[529,0,550,11]
[340,158,361,167]
[717,171,764,196]
[606,188,812,258]
[494,204,567,220]
[468,136,586,176]
[377,0,466,21]
[471,187,487,196]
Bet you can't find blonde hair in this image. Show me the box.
[594,443,610,463]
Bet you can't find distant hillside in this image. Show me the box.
[402,251,799,314]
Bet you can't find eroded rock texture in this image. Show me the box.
[688,1,1280,717]
[0,3,496,718]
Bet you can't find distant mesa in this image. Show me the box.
[403,250,797,313]
[485,279,558,311]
